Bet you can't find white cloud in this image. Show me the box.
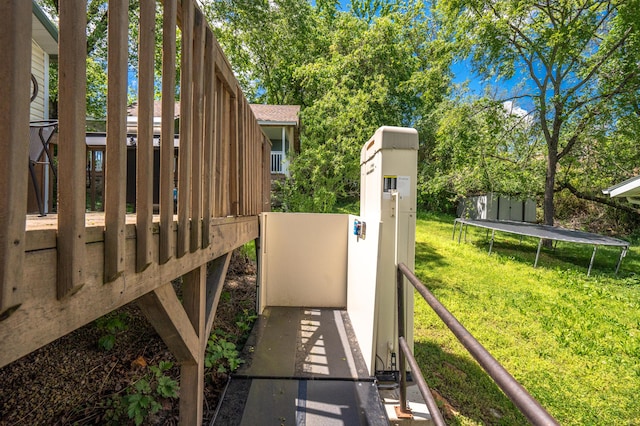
[503,100,528,118]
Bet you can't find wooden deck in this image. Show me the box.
[2,214,258,368]
[1,1,270,423]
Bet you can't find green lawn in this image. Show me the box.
[412,212,640,425]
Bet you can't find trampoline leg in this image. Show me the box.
[464,224,468,242]
[534,239,543,268]
[615,247,627,275]
[587,245,598,277]
[458,223,464,244]
[452,220,457,240]
[488,230,495,255]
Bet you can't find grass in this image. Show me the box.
[412,212,640,425]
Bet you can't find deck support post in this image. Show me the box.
[179,264,207,425]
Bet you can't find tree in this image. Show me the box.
[286,4,449,211]
[201,0,326,104]
[436,0,640,225]
[205,0,450,212]
[421,94,544,208]
[36,0,168,118]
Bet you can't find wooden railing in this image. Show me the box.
[1,1,270,423]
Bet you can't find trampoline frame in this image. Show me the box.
[452,218,629,276]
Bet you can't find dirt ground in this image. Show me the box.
[0,249,257,426]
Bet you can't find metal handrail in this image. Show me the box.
[397,262,560,426]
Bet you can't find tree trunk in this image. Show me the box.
[542,149,558,248]
[544,150,557,227]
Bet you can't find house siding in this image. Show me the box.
[30,40,47,120]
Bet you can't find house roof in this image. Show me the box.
[32,1,58,56]
[128,100,181,118]
[250,104,300,125]
[602,175,640,204]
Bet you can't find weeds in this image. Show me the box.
[205,306,257,376]
[95,312,129,351]
[103,361,178,426]
[205,331,244,374]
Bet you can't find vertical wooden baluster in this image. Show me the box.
[245,113,249,215]
[246,101,251,215]
[263,134,271,213]
[214,78,223,217]
[252,121,257,214]
[248,116,252,215]
[222,90,230,216]
[136,0,155,272]
[250,115,255,215]
[57,0,87,298]
[229,93,239,216]
[177,0,193,258]
[0,1,31,318]
[238,99,246,216]
[160,0,177,265]
[190,8,205,253]
[202,29,216,248]
[104,0,129,283]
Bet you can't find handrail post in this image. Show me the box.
[396,265,410,416]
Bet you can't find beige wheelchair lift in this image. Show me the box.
[214,127,429,425]
[349,126,417,376]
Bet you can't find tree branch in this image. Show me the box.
[559,181,640,215]
[566,25,632,99]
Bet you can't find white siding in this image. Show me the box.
[30,40,47,120]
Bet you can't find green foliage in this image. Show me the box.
[103,361,178,426]
[414,212,640,425]
[420,95,544,207]
[238,241,257,262]
[37,0,170,119]
[235,309,258,335]
[287,6,449,211]
[205,331,244,373]
[95,312,129,351]
[205,307,256,376]
[204,0,450,212]
[435,0,640,222]
[202,0,324,104]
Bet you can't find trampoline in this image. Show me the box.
[453,218,630,276]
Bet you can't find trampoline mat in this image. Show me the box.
[456,219,629,248]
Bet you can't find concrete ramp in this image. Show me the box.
[213,307,388,425]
